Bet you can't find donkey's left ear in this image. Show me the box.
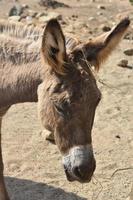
[41,19,66,75]
[71,17,130,71]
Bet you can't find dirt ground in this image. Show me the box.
[0,0,133,200]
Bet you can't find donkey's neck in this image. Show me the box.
[0,60,44,108]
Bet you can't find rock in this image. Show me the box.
[39,0,69,9]
[102,25,111,32]
[88,30,93,34]
[22,4,29,9]
[115,135,121,139]
[8,16,21,22]
[39,12,61,23]
[124,49,133,56]
[61,20,67,25]
[57,15,63,21]
[124,32,133,40]
[97,5,106,9]
[9,4,23,16]
[41,129,55,143]
[118,59,128,67]
[72,14,78,18]
[82,23,88,28]
[97,12,103,16]
[88,17,95,21]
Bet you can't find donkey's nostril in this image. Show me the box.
[72,161,96,181]
[73,165,88,179]
[73,166,83,179]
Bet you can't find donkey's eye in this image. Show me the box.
[55,104,64,115]
[54,101,70,119]
[51,46,59,54]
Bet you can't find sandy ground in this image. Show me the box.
[0,0,133,200]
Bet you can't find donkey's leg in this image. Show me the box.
[0,107,10,200]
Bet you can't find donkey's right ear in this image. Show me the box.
[41,19,67,75]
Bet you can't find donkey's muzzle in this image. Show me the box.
[63,145,96,183]
[72,159,96,182]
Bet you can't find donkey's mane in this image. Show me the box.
[0,19,41,41]
[0,20,80,65]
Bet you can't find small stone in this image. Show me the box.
[57,15,63,21]
[41,129,55,143]
[88,17,95,21]
[22,4,29,9]
[72,14,78,18]
[8,16,21,22]
[97,12,103,16]
[97,5,106,9]
[115,135,121,139]
[88,30,93,34]
[39,0,69,9]
[61,20,67,25]
[124,49,133,56]
[118,59,128,67]
[9,5,23,16]
[124,33,133,40]
[101,25,111,32]
[82,23,88,28]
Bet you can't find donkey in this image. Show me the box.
[0,17,130,200]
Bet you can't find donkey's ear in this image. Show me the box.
[41,19,66,75]
[72,17,130,71]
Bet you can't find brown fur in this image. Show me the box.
[0,17,130,199]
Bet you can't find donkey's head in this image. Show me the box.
[38,18,130,182]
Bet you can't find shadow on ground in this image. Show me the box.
[5,177,87,200]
